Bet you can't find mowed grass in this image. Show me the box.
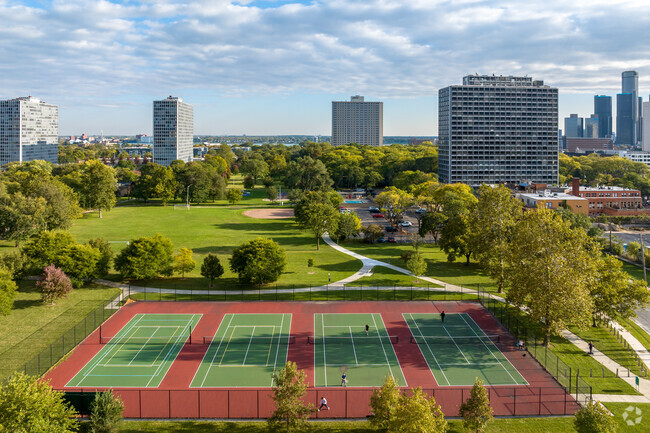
[342,241,497,293]
[0,280,120,379]
[67,206,360,290]
[109,418,578,433]
[604,403,650,432]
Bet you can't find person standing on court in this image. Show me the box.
[318,396,329,411]
[341,373,347,387]
[440,311,446,324]
[365,324,369,335]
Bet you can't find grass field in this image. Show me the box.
[618,317,650,352]
[0,280,120,379]
[341,241,498,293]
[604,402,650,432]
[58,206,360,290]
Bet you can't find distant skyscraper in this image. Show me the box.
[153,96,194,166]
[565,114,584,138]
[642,97,650,152]
[617,71,640,145]
[0,96,58,166]
[438,75,558,185]
[585,115,599,138]
[594,95,612,138]
[331,95,383,146]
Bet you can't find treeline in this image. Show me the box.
[560,153,650,196]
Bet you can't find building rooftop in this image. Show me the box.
[518,191,587,202]
[578,185,640,192]
[461,74,548,87]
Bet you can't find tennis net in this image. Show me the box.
[100,335,192,345]
[410,335,501,346]
[307,335,399,345]
[202,335,296,345]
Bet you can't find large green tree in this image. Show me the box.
[369,376,400,430]
[201,254,224,287]
[229,237,286,285]
[267,361,314,433]
[470,185,523,293]
[390,387,448,433]
[375,187,414,228]
[506,208,597,344]
[135,163,177,204]
[458,379,493,433]
[438,186,477,265]
[114,234,174,280]
[283,156,333,192]
[0,373,79,432]
[0,267,17,316]
[79,159,117,217]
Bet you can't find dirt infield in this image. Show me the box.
[243,208,294,219]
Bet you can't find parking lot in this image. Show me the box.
[340,202,432,243]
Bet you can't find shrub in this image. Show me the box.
[230,237,286,285]
[36,264,72,304]
[89,390,124,433]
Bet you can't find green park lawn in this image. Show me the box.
[65,205,360,291]
[618,317,650,352]
[111,418,577,433]
[0,280,120,379]
[342,241,498,293]
[604,403,650,432]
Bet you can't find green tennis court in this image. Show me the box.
[313,313,406,387]
[403,313,528,386]
[191,313,292,387]
[66,313,201,388]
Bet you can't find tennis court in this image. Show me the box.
[66,313,201,388]
[404,312,528,386]
[313,313,406,387]
[191,313,292,387]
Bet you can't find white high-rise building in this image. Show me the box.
[153,96,194,166]
[0,96,58,166]
[331,95,383,146]
[438,75,558,185]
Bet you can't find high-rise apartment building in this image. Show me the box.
[585,115,599,138]
[617,71,640,145]
[438,75,558,185]
[331,95,383,146]
[0,96,58,166]
[565,114,584,138]
[594,95,612,138]
[643,97,650,152]
[153,96,194,166]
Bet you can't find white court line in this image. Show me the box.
[348,326,359,365]
[371,313,396,382]
[242,326,257,365]
[127,326,163,366]
[145,316,197,387]
[200,314,235,387]
[442,326,470,364]
[270,314,286,386]
[321,314,327,385]
[407,313,451,386]
[459,314,527,385]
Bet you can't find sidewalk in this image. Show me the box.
[609,320,650,372]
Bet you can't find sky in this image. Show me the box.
[0,0,648,136]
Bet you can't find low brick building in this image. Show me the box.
[516,191,589,215]
[570,178,643,216]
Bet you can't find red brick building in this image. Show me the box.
[570,178,643,216]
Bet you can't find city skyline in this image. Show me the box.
[0,0,648,136]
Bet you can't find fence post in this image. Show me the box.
[513,388,516,416]
[538,387,542,415]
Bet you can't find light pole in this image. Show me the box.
[186,184,192,210]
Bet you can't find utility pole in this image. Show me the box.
[641,233,647,286]
[186,185,192,210]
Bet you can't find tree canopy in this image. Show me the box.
[229,237,286,285]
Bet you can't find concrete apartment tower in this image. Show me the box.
[594,95,612,138]
[643,97,650,152]
[0,96,58,166]
[153,96,194,166]
[617,71,640,145]
[438,74,558,185]
[331,95,383,146]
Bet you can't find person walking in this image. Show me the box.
[440,311,446,324]
[365,324,370,335]
[588,341,594,355]
[318,396,330,411]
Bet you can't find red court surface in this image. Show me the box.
[45,300,580,418]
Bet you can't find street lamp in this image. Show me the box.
[186,184,192,210]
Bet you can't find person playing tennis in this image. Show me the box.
[341,373,348,387]
[365,324,370,335]
[318,396,329,411]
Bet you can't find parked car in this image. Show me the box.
[387,237,397,243]
[400,221,413,227]
[368,206,380,212]
[385,226,398,232]
[377,237,387,243]
[372,213,385,218]
[415,208,426,214]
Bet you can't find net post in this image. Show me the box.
[99,325,102,344]
[189,325,192,345]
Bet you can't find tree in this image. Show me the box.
[336,212,362,241]
[201,254,224,287]
[591,255,650,326]
[22,230,76,269]
[458,379,493,433]
[363,224,383,243]
[470,185,523,293]
[0,373,78,432]
[0,267,17,316]
[626,241,641,259]
[88,238,114,279]
[114,234,174,280]
[0,192,47,246]
[243,175,255,189]
[438,185,478,265]
[79,159,117,217]
[267,361,314,433]
[226,188,243,205]
[574,400,618,433]
[295,201,339,249]
[267,185,279,202]
[369,376,400,430]
[173,247,196,278]
[506,208,597,344]
[406,252,427,283]
[419,210,446,243]
[389,387,447,433]
[375,187,414,228]
[57,243,101,288]
[135,163,177,204]
[89,390,124,433]
[240,158,269,184]
[283,156,333,192]
[230,237,286,285]
[36,264,73,304]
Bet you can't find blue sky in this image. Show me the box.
[1,0,648,136]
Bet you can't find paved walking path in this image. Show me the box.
[609,320,650,372]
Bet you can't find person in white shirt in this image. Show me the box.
[318,396,329,411]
